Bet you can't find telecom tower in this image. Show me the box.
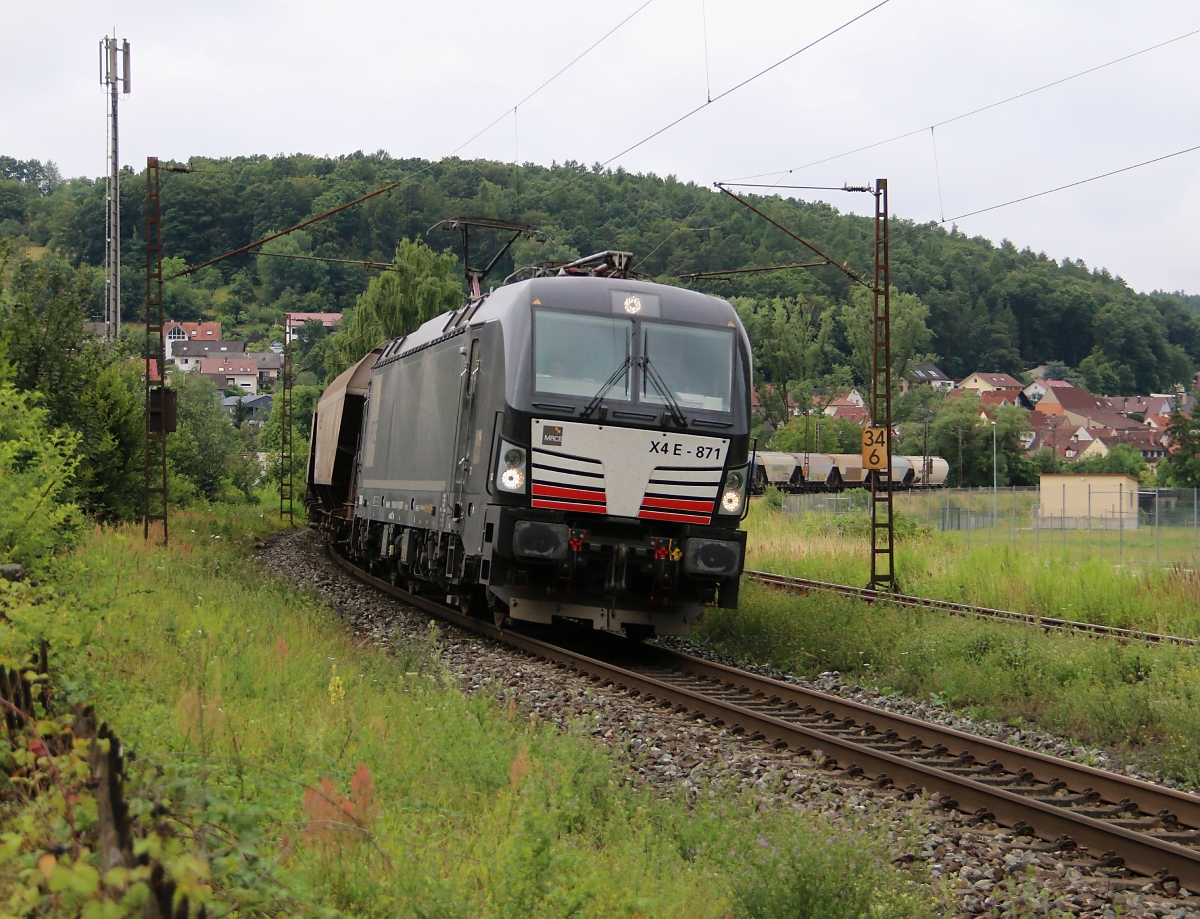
[100,34,131,341]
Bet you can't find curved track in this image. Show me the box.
[329,544,1200,890]
[745,569,1200,648]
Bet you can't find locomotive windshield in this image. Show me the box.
[642,323,734,413]
[534,310,632,398]
[533,308,736,414]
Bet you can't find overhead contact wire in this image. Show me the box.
[594,0,892,173]
[169,1,654,280]
[731,24,1200,182]
[941,141,1200,223]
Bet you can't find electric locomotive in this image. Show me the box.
[306,251,752,638]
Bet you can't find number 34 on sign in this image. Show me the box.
[861,427,889,471]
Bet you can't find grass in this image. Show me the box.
[703,503,1200,784]
[4,505,939,918]
[747,501,1200,637]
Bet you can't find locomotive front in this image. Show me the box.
[482,274,752,636]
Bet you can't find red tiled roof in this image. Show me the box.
[977,391,1013,406]
[167,321,222,340]
[965,372,1023,389]
[826,405,870,424]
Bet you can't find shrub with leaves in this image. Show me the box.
[0,358,80,570]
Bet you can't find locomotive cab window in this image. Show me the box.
[641,323,734,413]
[534,309,632,399]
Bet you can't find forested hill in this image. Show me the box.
[3,150,1198,394]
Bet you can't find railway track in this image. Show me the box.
[328,545,1200,892]
[745,569,1200,648]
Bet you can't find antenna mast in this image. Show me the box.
[99,33,131,341]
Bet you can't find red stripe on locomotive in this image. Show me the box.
[532,483,608,503]
[640,495,716,514]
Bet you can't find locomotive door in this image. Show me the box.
[450,335,482,525]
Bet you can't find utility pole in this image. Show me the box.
[992,420,998,522]
[99,33,131,341]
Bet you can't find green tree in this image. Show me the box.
[0,346,80,569]
[167,373,238,502]
[326,238,461,375]
[930,393,989,487]
[1162,411,1200,487]
[1075,443,1148,479]
[839,286,933,420]
[769,414,862,453]
[0,243,144,521]
[1040,360,1079,384]
[257,231,327,301]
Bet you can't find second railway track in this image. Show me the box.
[745,568,1200,648]
[329,544,1200,893]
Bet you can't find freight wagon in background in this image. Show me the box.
[749,452,949,494]
[306,251,754,639]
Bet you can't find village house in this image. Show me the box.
[284,312,341,343]
[201,356,259,395]
[164,321,222,360]
[222,393,272,424]
[822,390,869,426]
[958,371,1024,394]
[901,363,953,393]
[171,340,246,372]
[1022,378,1075,406]
[253,351,284,386]
[1035,383,1143,433]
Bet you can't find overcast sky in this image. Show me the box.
[7,1,1200,294]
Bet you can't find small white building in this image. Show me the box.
[1038,473,1138,529]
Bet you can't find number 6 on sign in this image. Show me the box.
[862,426,888,471]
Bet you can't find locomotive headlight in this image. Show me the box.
[717,465,749,516]
[501,467,525,490]
[496,441,528,494]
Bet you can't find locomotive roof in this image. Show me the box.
[379,275,742,364]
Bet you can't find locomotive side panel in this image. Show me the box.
[359,338,460,529]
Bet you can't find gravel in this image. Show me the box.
[258,527,1200,919]
[654,635,1184,789]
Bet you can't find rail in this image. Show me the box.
[326,544,1200,891]
[744,569,1200,648]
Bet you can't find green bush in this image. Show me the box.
[0,360,80,570]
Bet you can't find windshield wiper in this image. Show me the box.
[580,356,632,419]
[640,356,688,428]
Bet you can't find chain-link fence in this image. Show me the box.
[781,486,1200,566]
